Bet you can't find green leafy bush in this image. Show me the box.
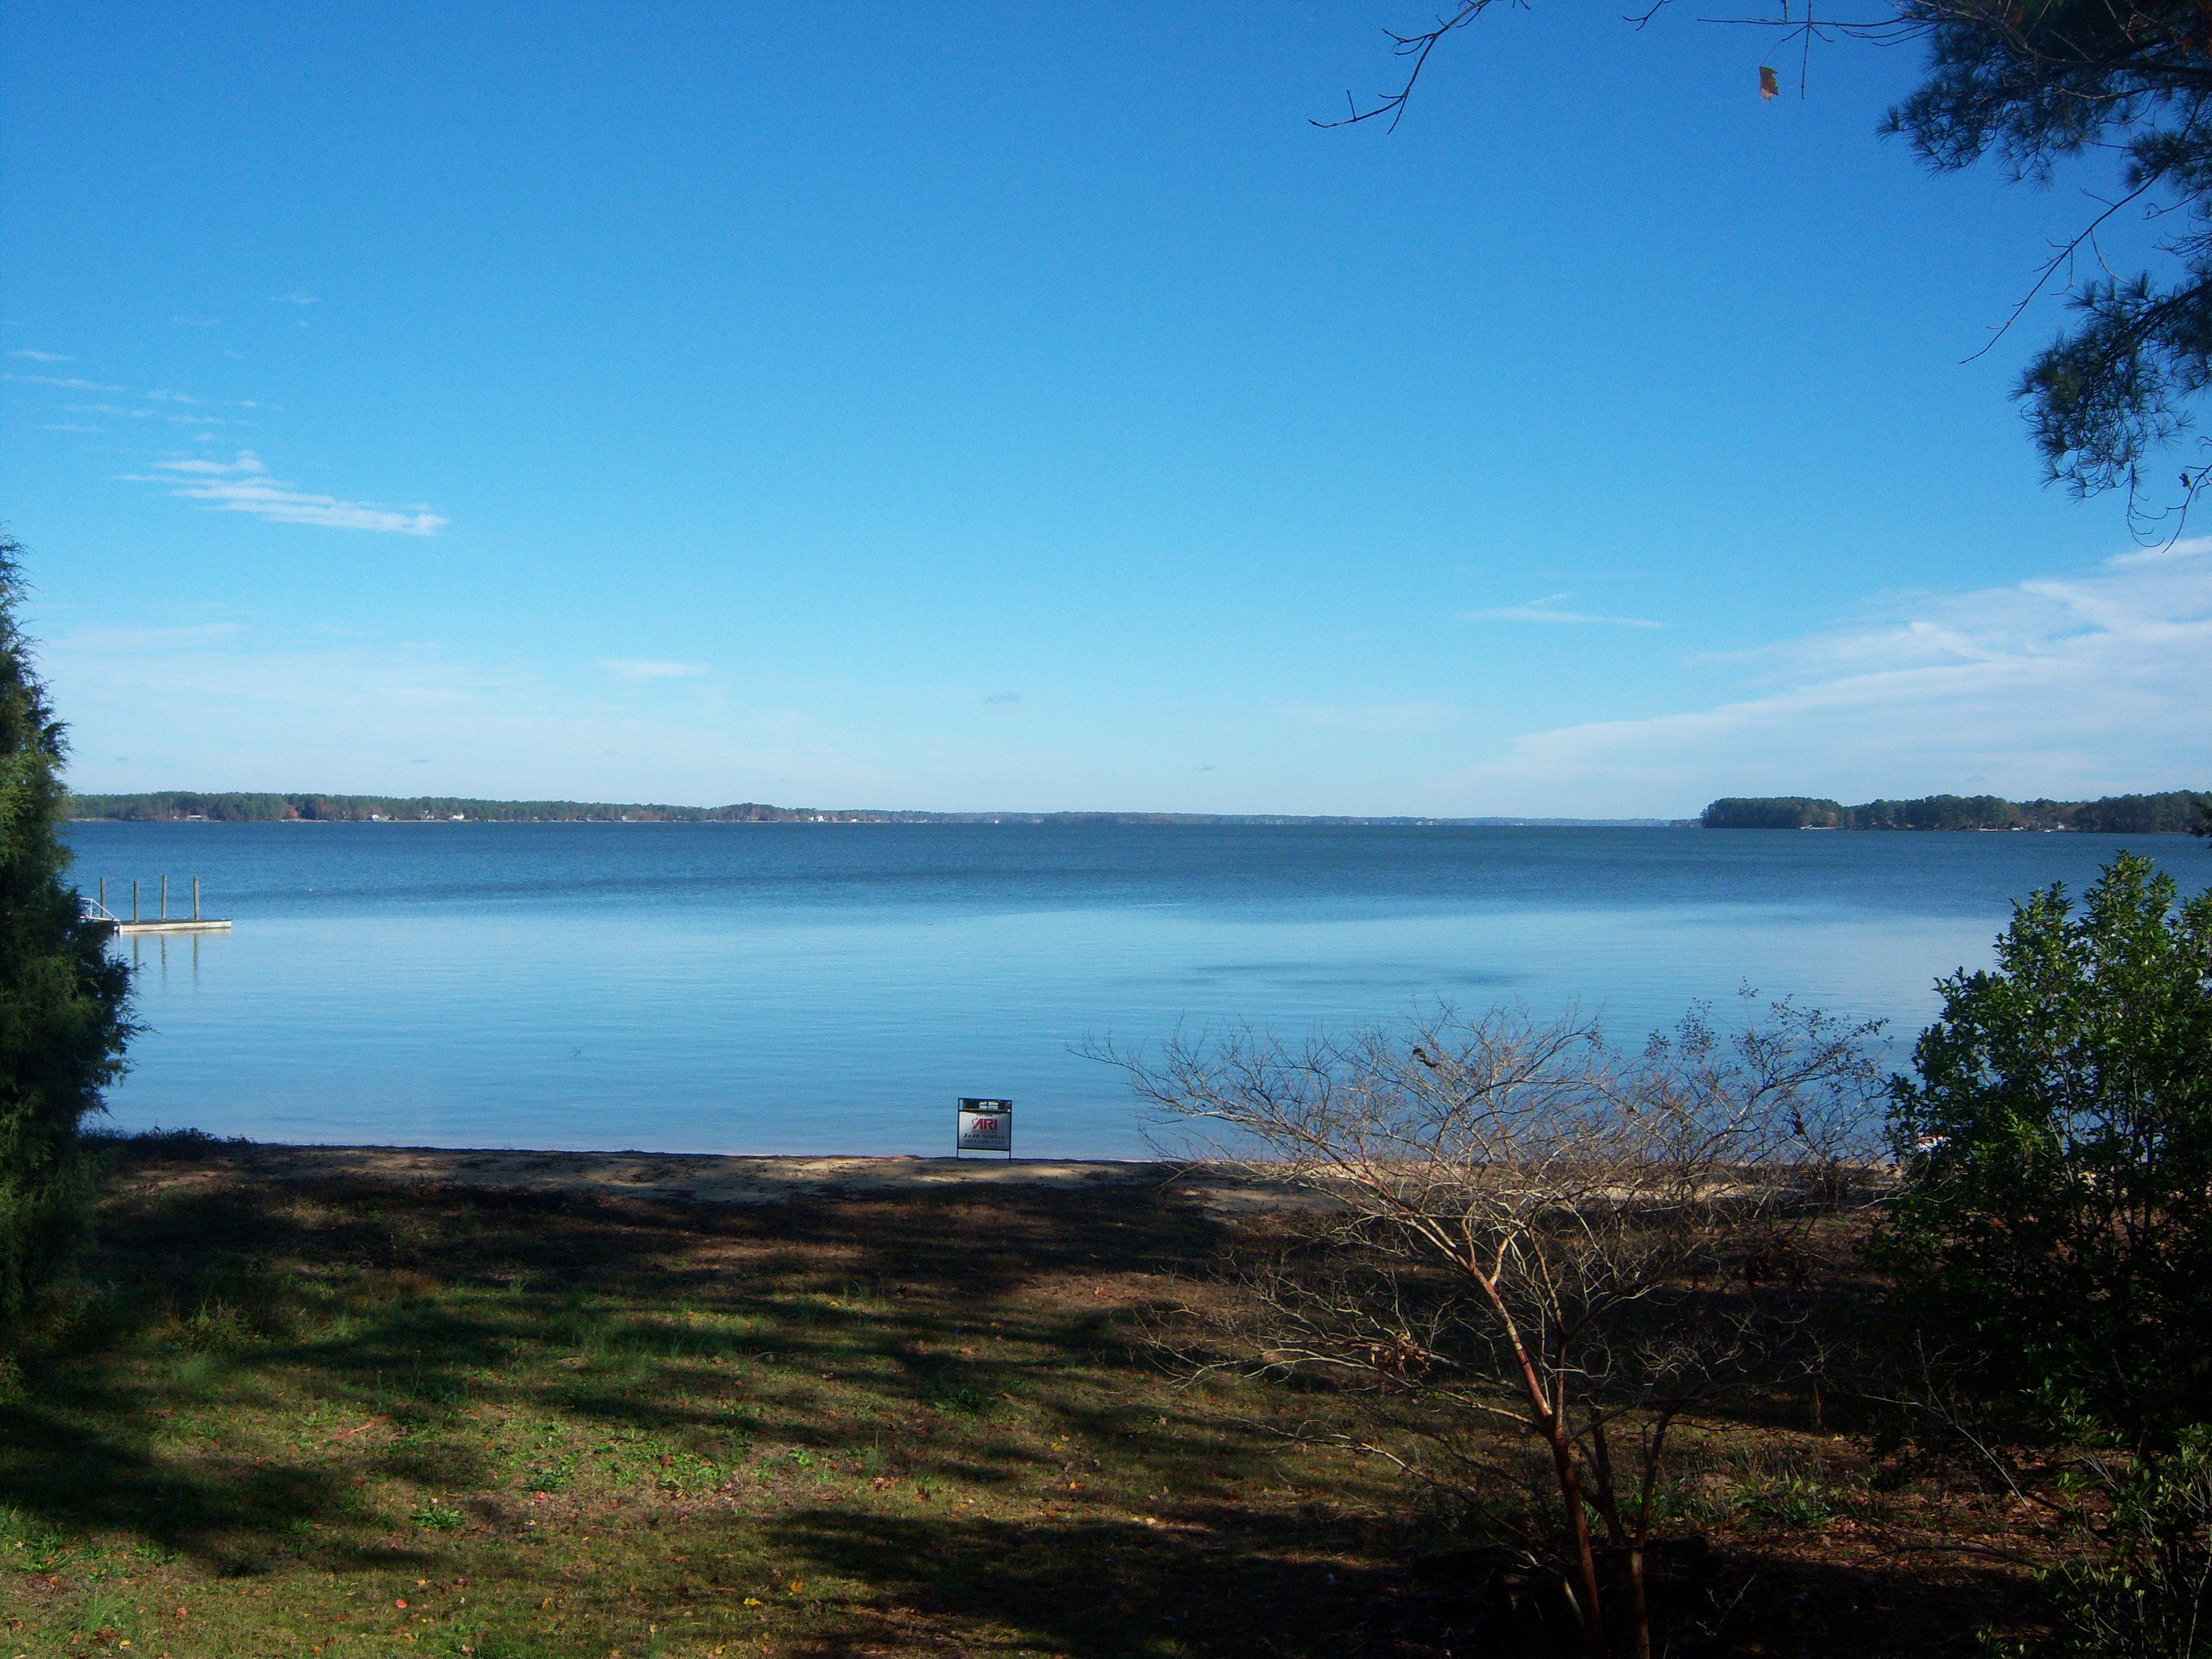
[2040,1432,2212,1658]
[1877,853,2212,1450]
[1879,854,2212,1655]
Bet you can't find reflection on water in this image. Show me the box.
[64,822,2211,1158]
[129,930,205,990]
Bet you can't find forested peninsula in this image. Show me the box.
[1700,790,2211,832]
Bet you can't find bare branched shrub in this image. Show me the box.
[1087,995,1883,1659]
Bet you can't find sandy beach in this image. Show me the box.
[119,1139,1310,1212]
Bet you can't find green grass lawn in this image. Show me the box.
[1,1141,2049,1658]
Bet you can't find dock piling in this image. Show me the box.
[193,878,200,920]
[132,880,139,923]
[161,875,169,921]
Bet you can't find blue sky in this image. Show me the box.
[4,2,2207,816]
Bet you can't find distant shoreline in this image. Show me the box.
[62,786,2212,833]
[63,789,1677,828]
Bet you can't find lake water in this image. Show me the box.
[62,822,2211,1158]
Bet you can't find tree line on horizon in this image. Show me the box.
[57,791,1283,825]
[58,788,2212,836]
[61,791,1658,828]
[65,791,849,824]
[1702,790,2212,834]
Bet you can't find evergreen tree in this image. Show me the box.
[1885,0,2212,510]
[0,532,132,1316]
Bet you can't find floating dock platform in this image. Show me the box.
[85,877,231,936]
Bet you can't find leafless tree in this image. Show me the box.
[1087,995,1883,1659]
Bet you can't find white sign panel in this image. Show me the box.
[957,1098,1013,1155]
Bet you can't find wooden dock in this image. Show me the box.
[86,876,232,936]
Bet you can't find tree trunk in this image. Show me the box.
[1592,1415,1647,1658]
[1626,1540,1651,1659]
[1543,1410,1608,1658]
[1626,1416,1677,1659]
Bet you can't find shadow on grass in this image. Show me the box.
[764,1506,2036,1658]
[774,1507,1399,1657]
[0,1142,1233,1572]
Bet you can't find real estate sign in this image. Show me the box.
[956,1098,1013,1156]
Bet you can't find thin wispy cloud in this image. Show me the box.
[149,389,201,404]
[9,350,70,363]
[4,372,123,391]
[35,423,103,434]
[132,451,447,535]
[600,659,710,680]
[1460,594,1664,628]
[1466,545,2212,812]
[170,317,220,327]
[274,292,319,306]
[2106,534,2212,568]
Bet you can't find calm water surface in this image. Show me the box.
[62,822,2212,1157]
